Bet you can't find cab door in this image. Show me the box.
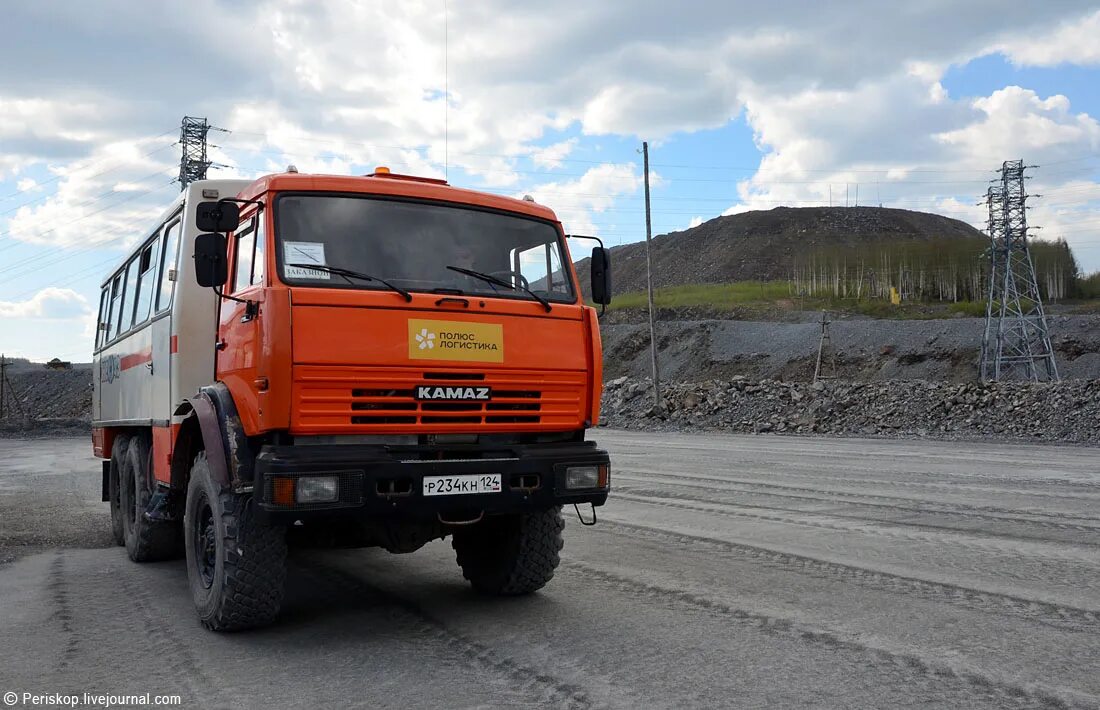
[216,210,267,425]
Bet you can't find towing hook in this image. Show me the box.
[438,511,484,526]
[573,503,597,526]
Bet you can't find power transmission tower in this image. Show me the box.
[813,311,837,384]
[178,116,216,189]
[978,160,1059,382]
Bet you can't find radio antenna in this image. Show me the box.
[444,0,449,180]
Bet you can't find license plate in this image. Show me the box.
[423,474,502,496]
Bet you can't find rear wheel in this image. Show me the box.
[452,507,565,595]
[108,435,129,547]
[121,434,180,562]
[184,452,287,631]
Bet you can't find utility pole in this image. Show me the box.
[978,160,1058,382]
[0,354,25,420]
[642,142,661,407]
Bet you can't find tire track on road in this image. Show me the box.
[615,472,1100,530]
[561,561,1094,710]
[610,491,1100,589]
[116,571,230,709]
[296,559,595,710]
[48,554,79,672]
[593,520,1100,634]
[614,485,1100,551]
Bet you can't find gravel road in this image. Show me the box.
[1,433,1099,709]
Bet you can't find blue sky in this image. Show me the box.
[2,1,1099,361]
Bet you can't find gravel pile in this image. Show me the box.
[600,375,1100,443]
[0,368,92,435]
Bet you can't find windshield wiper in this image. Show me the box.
[287,263,412,302]
[446,266,552,312]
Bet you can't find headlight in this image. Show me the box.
[296,476,339,504]
[565,465,606,490]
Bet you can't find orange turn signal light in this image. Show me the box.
[272,477,295,506]
[598,464,610,489]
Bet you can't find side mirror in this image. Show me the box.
[196,201,240,232]
[590,246,612,305]
[193,233,228,288]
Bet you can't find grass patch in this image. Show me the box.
[608,282,793,310]
[605,282,1012,320]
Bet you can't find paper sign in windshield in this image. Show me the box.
[284,241,329,279]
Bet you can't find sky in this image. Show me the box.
[2,0,1100,361]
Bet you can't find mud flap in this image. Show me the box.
[102,460,111,502]
[143,483,184,523]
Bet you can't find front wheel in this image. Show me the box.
[183,452,287,631]
[452,507,565,595]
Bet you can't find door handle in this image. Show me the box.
[146,361,154,375]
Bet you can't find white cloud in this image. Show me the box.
[0,287,91,319]
[529,139,579,169]
[936,87,1100,161]
[5,136,177,249]
[688,216,704,229]
[524,163,644,235]
[16,178,38,192]
[995,9,1100,67]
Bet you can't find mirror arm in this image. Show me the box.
[218,197,265,211]
[213,287,255,309]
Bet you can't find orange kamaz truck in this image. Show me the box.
[91,168,613,630]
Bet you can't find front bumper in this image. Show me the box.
[252,439,610,524]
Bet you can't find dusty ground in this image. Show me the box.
[1,433,1099,709]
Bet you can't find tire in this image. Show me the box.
[121,434,181,562]
[108,434,130,547]
[452,507,565,595]
[184,452,287,631]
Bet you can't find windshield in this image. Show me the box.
[274,194,576,303]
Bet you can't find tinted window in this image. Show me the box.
[233,218,256,293]
[156,221,180,312]
[275,195,575,303]
[132,237,159,325]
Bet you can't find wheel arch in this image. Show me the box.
[170,383,256,494]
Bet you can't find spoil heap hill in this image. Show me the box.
[574,206,986,295]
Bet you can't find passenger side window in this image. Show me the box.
[252,216,265,286]
[156,221,180,312]
[233,217,256,293]
[96,287,109,349]
[132,236,159,326]
[108,272,125,340]
[512,242,570,296]
[121,257,140,332]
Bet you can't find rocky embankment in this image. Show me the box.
[0,368,91,435]
[600,375,1100,443]
[601,314,1100,383]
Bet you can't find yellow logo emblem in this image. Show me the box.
[408,319,504,363]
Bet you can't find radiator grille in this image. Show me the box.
[294,367,586,433]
